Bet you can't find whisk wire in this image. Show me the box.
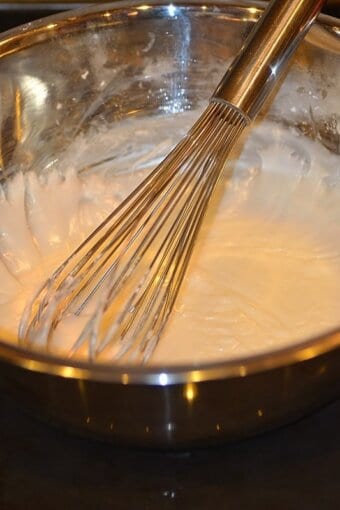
[83,104,244,357]
[20,102,247,362]
[68,104,223,314]
[44,104,223,322]
[78,104,246,360]
[68,103,232,358]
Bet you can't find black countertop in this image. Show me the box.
[1,394,340,509]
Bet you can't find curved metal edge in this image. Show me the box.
[0,1,339,58]
[0,326,339,385]
[0,0,339,386]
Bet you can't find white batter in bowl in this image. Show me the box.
[0,2,339,366]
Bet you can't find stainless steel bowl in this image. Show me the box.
[0,0,340,448]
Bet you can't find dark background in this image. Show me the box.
[0,393,340,509]
[0,2,339,509]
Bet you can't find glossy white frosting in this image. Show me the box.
[0,111,339,365]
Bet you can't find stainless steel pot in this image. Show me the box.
[0,0,339,448]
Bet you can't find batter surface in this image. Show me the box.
[0,114,339,365]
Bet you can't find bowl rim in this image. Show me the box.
[0,0,339,385]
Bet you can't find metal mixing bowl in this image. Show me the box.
[0,0,340,448]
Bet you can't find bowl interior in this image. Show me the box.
[0,1,339,376]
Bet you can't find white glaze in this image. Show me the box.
[0,113,339,365]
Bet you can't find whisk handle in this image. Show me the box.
[212,0,325,121]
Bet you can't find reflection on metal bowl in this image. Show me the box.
[0,1,339,448]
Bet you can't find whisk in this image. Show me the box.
[19,0,325,363]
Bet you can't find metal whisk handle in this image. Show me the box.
[212,0,325,121]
